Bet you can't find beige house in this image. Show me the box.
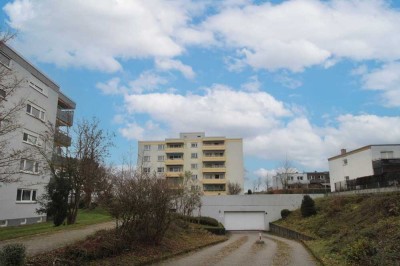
[138,132,244,195]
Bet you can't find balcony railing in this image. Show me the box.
[54,131,72,147]
[56,109,74,126]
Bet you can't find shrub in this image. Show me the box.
[301,195,317,217]
[175,214,219,227]
[203,223,226,235]
[281,209,291,219]
[0,243,26,266]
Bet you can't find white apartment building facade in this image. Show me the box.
[0,43,75,227]
[138,132,244,195]
[328,145,400,192]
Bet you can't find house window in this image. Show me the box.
[191,174,197,180]
[20,159,39,174]
[158,155,164,161]
[144,145,151,151]
[29,81,46,95]
[143,156,150,162]
[0,52,10,66]
[343,159,348,165]
[23,132,41,146]
[157,167,164,173]
[191,153,198,159]
[191,143,198,148]
[26,104,45,121]
[158,144,165,150]
[381,151,394,159]
[16,189,37,202]
[191,164,198,169]
[143,167,150,173]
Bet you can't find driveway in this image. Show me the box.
[155,231,317,266]
[0,221,115,256]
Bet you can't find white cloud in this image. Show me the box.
[274,73,302,89]
[360,62,400,107]
[123,84,291,138]
[96,72,168,95]
[203,0,400,71]
[4,0,200,72]
[241,75,261,92]
[155,58,195,79]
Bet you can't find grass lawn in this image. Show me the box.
[0,208,112,241]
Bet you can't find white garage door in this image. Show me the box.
[224,211,265,231]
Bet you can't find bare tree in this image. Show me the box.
[264,174,270,191]
[172,171,202,216]
[38,118,114,225]
[277,156,297,190]
[0,31,28,184]
[227,182,242,195]
[105,170,174,244]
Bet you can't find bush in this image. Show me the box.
[281,209,291,219]
[203,223,226,235]
[301,195,317,217]
[175,214,219,227]
[0,243,26,266]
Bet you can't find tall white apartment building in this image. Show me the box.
[0,43,75,226]
[138,132,244,195]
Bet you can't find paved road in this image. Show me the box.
[0,221,115,256]
[155,231,317,266]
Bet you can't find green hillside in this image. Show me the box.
[274,192,400,265]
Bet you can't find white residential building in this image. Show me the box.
[137,132,244,195]
[328,145,400,192]
[0,44,75,227]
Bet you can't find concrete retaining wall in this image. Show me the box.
[196,194,324,231]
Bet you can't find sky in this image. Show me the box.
[1,0,400,189]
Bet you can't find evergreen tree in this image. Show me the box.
[301,195,317,217]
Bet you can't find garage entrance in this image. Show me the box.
[224,211,265,231]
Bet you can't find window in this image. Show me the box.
[20,159,39,174]
[0,52,10,66]
[191,163,198,169]
[343,159,348,165]
[23,132,41,146]
[16,189,37,202]
[29,81,44,93]
[191,143,198,148]
[143,167,150,173]
[191,153,198,159]
[144,145,151,151]
[157,167,164,173]
[158,144,165,150]
[143,156,150,162]
[158,155,165,161]
[191,174,197,180]
[381,151,394,159]
[26,104,45,121]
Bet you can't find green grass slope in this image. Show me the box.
[275,193,400,266]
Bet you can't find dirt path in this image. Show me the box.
[155,231,317,266]
[0,221,115,256]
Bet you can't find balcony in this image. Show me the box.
[165,159,184,165]
[202,167,226,173]
[165,146,184,153]
[166,171,184,177]
[54,131,71,147]
[202,144,225,151]
[202,155,226,162]
[56,109,74,126]
[202,178,227,184]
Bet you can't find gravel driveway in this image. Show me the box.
[155,231,317,266]
[0,221,115,256]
